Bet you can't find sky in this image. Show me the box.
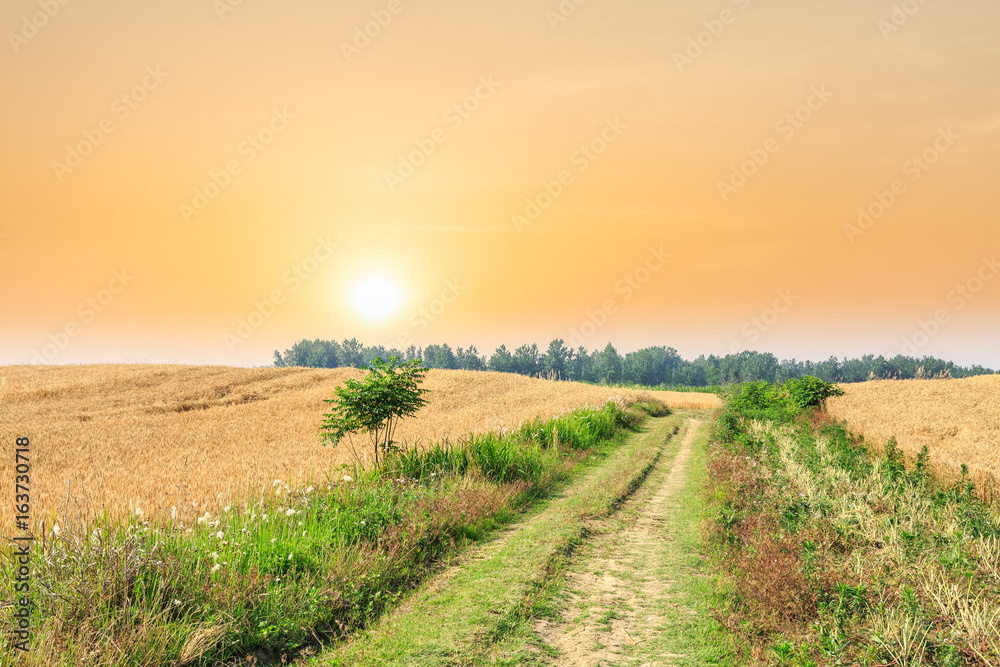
[2,0,998,368]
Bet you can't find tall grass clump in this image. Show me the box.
[0,399,661,666]
[707,377,1000,666]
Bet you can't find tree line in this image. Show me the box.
[273,338,996,386]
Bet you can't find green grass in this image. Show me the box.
[0,401,659,666]
[708,387,1000,666]
[308,413,688,666]
[520,416,732,667]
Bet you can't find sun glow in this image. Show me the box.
[352,277,403,321]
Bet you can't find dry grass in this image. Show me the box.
[826,375,1000,485]
[0,364,719,528]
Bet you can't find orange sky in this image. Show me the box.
[2,0,998,367]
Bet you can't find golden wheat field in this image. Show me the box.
[826,375,1000,484]
[0,364,719,528]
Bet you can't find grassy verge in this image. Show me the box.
[0,400,664,666]
[310,413,688,666]
[707,383,1000,666]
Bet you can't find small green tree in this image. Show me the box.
[319,357,429,467]
[784,375,844,410]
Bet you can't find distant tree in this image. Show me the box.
[340,338,365,368]
[512,344,541,376]
[488,345,516,374]
[594,343,623,384]
[566,346,594,383]
[423,344,457,369]
[456,346,486,371]
[361,345,403,367]
[277,339,339,368]
[815,356,842,383]
[541,339,569,379]
[273,337,996,383]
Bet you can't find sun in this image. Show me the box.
[352,277,402,321]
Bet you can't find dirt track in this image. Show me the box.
[536,420,706,666]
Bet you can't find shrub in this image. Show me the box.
[784,375,844,410]
[320,357,428,466]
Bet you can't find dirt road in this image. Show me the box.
[535,419,722,666]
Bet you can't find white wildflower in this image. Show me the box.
[343,475,353,483]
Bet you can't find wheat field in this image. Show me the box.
[0,364,718,528]
[826,375,1000,484]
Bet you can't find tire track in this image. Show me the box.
[535,419,704,666]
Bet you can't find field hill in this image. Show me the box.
[827,374,1000,487]
[0,364,719,527]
